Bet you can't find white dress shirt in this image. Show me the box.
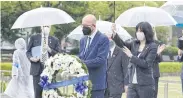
[132,53,141,84]
[110,45,115,56]
[88,29,98,44]
[108,45,115,58]
[84,29,98,54]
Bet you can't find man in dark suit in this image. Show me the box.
[104,38,129,98]
[177,48,183,94]
[153,41,165,98]
[26,26,61,98]
[79,14,109,98]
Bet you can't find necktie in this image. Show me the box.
[108,50,112,59]
[41,35,48,64]
[84,37,91,54]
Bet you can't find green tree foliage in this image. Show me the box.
[53,1,88,40]
[87,1,114,21]
[155,26,170,44]
[1,1,170,44]
[1,1,44,43]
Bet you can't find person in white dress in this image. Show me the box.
[4,38,34,98]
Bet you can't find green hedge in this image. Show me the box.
[162,46,179,56]
[1,62,12,76]
[1,62,12,70]
[1,62,183,74]
[159,62,182,73]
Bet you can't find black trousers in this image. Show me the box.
[33,75,43,98]
[127,84,155,98]
[91,89,105,98]
[181,79,183,94]
[154,77,159,98]
[104,88,122,98]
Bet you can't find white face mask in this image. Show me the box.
[42,26,51,36]
[136,32,145,41]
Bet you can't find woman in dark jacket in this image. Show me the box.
[176,32,183,94]
[112,22,158,98]
[153,40,165,98]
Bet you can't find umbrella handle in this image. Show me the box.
[153,27,158,40]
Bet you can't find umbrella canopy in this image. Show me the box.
[160,0,183,17]
[12,7,75,29]
[174,16,183,27]
[115,6,177,27]
[161,0,183,27]
[67,20,132,41]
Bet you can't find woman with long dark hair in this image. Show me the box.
[112,22,158,98]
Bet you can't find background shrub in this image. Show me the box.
[1,62,12,76]
[162,46,178,56]
[159,62,182,73]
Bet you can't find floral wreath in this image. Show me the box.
[39,53,91,98]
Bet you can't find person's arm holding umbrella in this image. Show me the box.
[111,24,132,50]
[41,25,61,56]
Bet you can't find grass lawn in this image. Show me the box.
[158,82,182,98]
[158,76,182,98]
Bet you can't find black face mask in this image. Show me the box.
[82,26,92,35]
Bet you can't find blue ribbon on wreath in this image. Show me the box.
[43,75,89,90]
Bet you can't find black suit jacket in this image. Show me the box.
[26,34,61,76]
[112,34,158,85]
[177,54,183,79]
[107,46,129,95]
[153,41,163,78]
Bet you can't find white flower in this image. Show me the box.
[73,60,82,68]
[44,56,53,68]
[42,91,50,98]
[58,97,64,98]
[41,53,89,98]
[53,59,62,70]
[77,93,84,97]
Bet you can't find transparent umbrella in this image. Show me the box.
[161,0,183,27]
[67,20,132,41]
[115,6,177,27]
[11,7,75,29]
[160,0,183,18]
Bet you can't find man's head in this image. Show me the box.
[41,25,51,36]
[82,14,97,35]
